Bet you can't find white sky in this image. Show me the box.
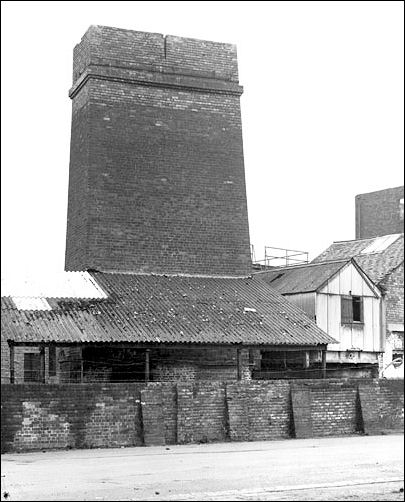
[1,1,404,281]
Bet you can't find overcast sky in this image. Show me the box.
[1,1,404,281]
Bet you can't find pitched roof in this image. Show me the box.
[255,260,348,295]
[1,272,335,347]
[312,234,404,283]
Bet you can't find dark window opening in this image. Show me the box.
[352,296,363,322]
[261,350,304,371]
[24,353,41,382]
[82,346,146,382]
[49,346,56,377]
[341,295,363,324]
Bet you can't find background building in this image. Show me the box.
[355,186,404,239]
[257,259,384,377]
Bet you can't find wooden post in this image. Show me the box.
[237,348,242,380]
[9,343,14,384]
[40,345,46,383]
[145,349,150,383]
[321,349,327,379]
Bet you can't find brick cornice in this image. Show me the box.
[69,65,244,98]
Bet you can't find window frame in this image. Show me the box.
[24,352,41,383]
[341,295,364,325]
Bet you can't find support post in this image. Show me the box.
[237,348,242,380]
[9,343,14,384]
[304,351,310,369]
[145,349,150,383]
[40,345,46,383]
[321,349,327,379]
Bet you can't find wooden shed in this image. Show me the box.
[257,259,384,377]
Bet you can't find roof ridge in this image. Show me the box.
[253,259,349,274]
[331,232,403,245]
[93,270,252,279]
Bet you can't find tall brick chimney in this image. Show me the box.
[65,26,251,276]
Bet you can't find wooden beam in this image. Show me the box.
[304,351,310,369]
[322,350,327,379]
[237,348,242,380]
[9,343,14,384]
[145,349,150,383]
[40,345,46,383]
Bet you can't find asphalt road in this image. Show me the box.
[1,434,404,501]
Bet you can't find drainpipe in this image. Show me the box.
[379,292,387,374]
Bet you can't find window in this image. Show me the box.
[24,353,41,382]
[261,350,304,371]
[341,295,363,324]
[49,346,56,377]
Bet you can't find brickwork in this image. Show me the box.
[140,383,177,446]
[381,262,404,326]
[177,381,228,444]
[1,336,10,383]
[150,347,251,382]
[2,379,403,453]
[358,379,404,434]
[65,25,251,276]
[1,383,145,453]
[355,186,404,239]
[291,380,361,438]
[226,381,291,441]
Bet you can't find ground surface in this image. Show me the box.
[1,434,404,501]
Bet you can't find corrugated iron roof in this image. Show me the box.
[255,260,348,294]
[1,271,107,299]
[1,272,336,346]
[312,234,404,283]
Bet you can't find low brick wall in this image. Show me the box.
[358,379,404,434]
[1,383,146,452]
[1,379,403,453]
[290,380,361,438]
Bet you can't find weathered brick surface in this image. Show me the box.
[1,383,145,453]
[65,25,251,276]
[150,347,251,382]
[177,382,227,444]
[1,336,10,384]
[290,387,312,438]
[358,379,404,434]
[381,262,404,326]
[1,379,403,453]
[140,383,177,446]
[226,381,291,441]
[291,380,361,438]
[355,186,404,239]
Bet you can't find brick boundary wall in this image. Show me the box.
[1,379,403,453]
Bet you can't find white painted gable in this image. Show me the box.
[318,262,379,297]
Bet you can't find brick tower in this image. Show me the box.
[65,26,251,276]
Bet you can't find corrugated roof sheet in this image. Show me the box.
[255,260,348,294]
[312,234,404,283]
[1,271,107,299]
[1,272,336,346]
